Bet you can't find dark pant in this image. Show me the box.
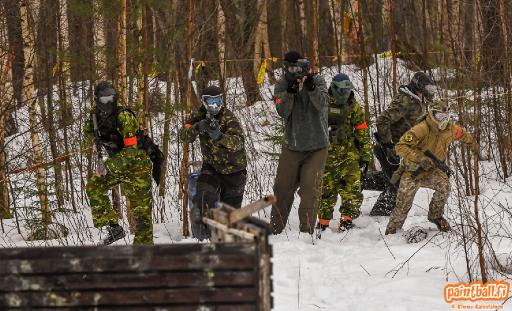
[370,143,399,216]
[271,147,328,234]
[194,168,247,219]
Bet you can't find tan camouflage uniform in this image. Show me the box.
[386,113,478,234]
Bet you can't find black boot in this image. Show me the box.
[369,187,397,216]
[339,215,355,232]
[102,224,126,245]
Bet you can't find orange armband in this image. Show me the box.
[354,121,367,130]
[124,136,137,147]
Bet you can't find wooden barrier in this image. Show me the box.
[0,196,274,310]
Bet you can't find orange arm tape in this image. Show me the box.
[318,219,330,225]
[354,121,367,130]
[123,136,137,146]
[184,123,193,128]
[454,125,463,140]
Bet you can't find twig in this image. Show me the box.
[387,232,441,278]
[379,228,396,260]
[360,264,371,276]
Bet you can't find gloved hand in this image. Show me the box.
[384,144,399,164]
[205,120,223,141]
[195,119,209,134]
[304,73,315,91]
[419,156,434,170]
[359,160,369,174]
[285,72,300,93]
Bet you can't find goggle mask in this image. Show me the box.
[202,94,224,114]
[286,59,311,74]
[331,80,354,96]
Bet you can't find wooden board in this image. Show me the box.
[0,243,260,309]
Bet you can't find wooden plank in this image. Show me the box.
[9,305,257,311]
[0,253,256,275]
[0,271,256,292]
[0,243,255,260]
[0,287,257,308]
[228,195,276,225]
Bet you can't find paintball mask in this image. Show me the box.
[94,81,118,114]
[428,101,451,130]
[286,59,311,75]
[330,73,354,105]
[202,94,224,116]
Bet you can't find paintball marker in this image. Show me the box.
[205,111,220,130]
[92,113,108,176]
[411,150,452,179]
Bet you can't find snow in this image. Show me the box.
[1,56,512,310]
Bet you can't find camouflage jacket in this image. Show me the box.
[376,86,427,145]
[327,95,372,162]
[85,106,141,154]
[180,107,247,174]
[396,115,478,174]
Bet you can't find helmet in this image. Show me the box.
[408,72,436,102]
[330,73,353,104]
[94,81,118,114]
[331,73,354,92]
[201,85,223,115]
[428,101,451,130]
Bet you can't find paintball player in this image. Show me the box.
[317,74,372,232]
[370,72,436,216]
[270,51,329,235]
[385,101,478,234]
[180,85,247,225]
[85,81,156,245]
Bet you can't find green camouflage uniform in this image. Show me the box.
[85,109,153,245]
[376,87,427,145]
[318,96,372,223]
[180,107,246,174]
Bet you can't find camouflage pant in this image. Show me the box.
[86,147,153,245]
[318,145,362,221]
[386,168,450,232]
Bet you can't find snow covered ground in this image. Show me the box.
[1,58,511,310]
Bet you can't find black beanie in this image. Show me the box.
[284,51,303,63]
[202,85,222,97]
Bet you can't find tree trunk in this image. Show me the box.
[20,0,51,225]
[142,0,149,129]
[329,0,342,68]
[118,0,127,106]
[279,0,288,56]
[179,0,194,237]
[310,0,320,71]
[217,0,226,89]
[0,59,12,219]
[219,0,261,105]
